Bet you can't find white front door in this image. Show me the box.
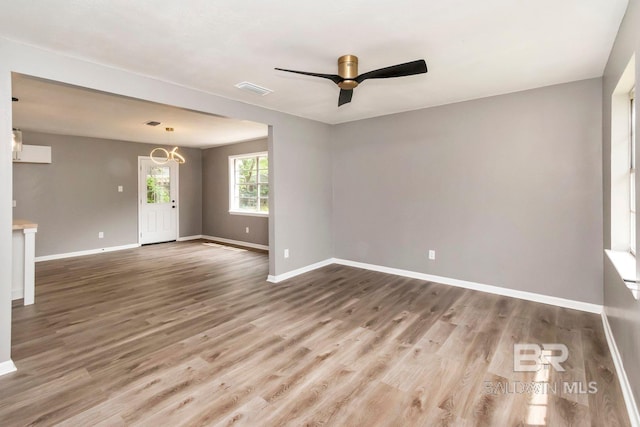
[139,157,178,244]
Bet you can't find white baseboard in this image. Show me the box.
[601,311,640,427]
[267,257,602,313]
[267,258,335,283]
[202,235,269,251]
[0,360,17,376]
[177,235,203,241]
[332,258,603,314]
[35,243,141,262]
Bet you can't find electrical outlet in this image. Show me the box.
[12,200,16,208]
[428,250,436,260]
[98,232,104,239]
[284,249,289,258]
[245,227,249,234]
[118,185,123,192]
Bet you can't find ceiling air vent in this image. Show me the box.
[145,121,161,126]
[235,81,273,96]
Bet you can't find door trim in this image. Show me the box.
[137,156,180,245]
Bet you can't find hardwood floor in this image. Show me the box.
[1,240,630,426]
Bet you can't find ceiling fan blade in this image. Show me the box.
[355,59,427,83]
[275,68,343,84]
[338,89,353,106]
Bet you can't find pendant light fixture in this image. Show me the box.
[11,97,22,160]
[12,128,23,160]
[150,127,186,165]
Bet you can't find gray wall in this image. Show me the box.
[1,37,334,365]
[603,0,640,413]
[202,138,268,246]
[12,131,202,257]
[333,78,603,304]
[272,121,332,274]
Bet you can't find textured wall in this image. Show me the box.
[333,78,603,304]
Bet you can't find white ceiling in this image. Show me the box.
[11,74,268,148]
[0,0,629,126]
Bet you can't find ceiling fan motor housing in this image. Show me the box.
[338,55,359,89]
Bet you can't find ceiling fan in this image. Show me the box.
[275,55,428,107]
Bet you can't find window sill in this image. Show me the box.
[605,249,640,299]
[229,210,269,218]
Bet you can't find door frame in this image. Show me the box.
[137,156,180,245]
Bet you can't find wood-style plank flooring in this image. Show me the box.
[1,240,630,426]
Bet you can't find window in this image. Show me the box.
[146,166,171,204]
[631,88,636,255]
[608,58,638,298]
[611,57,636,254]
[229,152,268,216]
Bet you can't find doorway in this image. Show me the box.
[138,156,179,244]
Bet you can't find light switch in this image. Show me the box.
[118,185,123,192]
[12,200,16,208]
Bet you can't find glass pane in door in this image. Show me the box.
[147,166,171,204]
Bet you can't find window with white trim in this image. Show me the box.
[631,87,636,255]
[608,58,638,299]
[229,152,268,215]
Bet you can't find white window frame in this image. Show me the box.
[228,151,268,217]
[608,57,638,299]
